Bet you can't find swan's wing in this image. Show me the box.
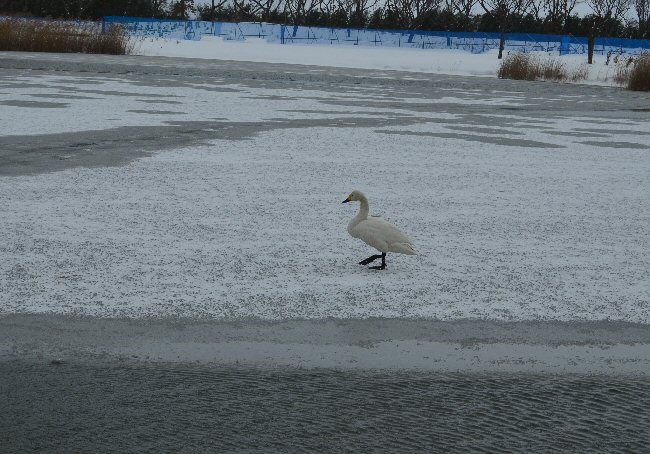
[388,241,418,255]
[352,218,417,254]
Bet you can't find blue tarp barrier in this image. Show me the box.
[103,17,650,55]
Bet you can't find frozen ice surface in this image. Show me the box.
[0,54,649,321]
[0,73,327,136]
[2,47,650,454]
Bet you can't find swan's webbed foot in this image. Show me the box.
[359,254,382,265]
[366,253,386,270]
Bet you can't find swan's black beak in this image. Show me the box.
[342,195,352,203]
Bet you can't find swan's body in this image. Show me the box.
[342,190,416,270]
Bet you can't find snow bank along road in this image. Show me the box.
[2,51,650,452]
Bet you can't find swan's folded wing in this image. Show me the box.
[352,218,417,254]
[390,242,417,255]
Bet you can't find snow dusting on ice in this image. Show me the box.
[0,45,649,322]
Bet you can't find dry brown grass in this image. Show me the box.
[570,63,589,82]
[627,54,650,92]
[498,52,588,83]
[612,54,636,85]
[538,57,567,81]
[0,19,133,55]
[497,52,539,80]
[611,53,650,91]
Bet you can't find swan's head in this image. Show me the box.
[342,190,366,204]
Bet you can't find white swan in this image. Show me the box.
[342,190,417,270]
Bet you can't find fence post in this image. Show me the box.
[280,24,285,44]
[560,35,569,55]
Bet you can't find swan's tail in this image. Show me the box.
[392,242,418,255]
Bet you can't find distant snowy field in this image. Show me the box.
[138,36,622,86]
[0,43,649,321]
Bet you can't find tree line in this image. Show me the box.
[1,0,648,40]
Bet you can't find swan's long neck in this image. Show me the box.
[348,193,370,235]
[348,197,370,231]
[357,194,370,220]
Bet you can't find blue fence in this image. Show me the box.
[104,16,650,55]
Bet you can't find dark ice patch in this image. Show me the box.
[28,93,100,100]
[573,127,649,136]
[73,88,181,98]
[136,99,183,105]
[546,130,611,138]
[0,100,69,108]
[579,140,649,149]
[446,125,525,136]
[127,109,185,115]
[377,130,564,148]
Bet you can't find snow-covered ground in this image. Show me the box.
[138,36,623,86]
[0,44,649,321]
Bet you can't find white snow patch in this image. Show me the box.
[137,37,626,86]
[2,123,649,321]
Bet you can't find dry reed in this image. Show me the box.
[497,52,539,80]
[0,19,133,55]
[627,54,650,92]
[498,52,588,83]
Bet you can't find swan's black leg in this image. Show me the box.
[369,253,386,270]
[359,254,382,265]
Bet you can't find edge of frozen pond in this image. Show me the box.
[3,315,650,375]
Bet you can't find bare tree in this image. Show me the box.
[351,0,381,27]
[212,0,232,13]
[196,0,232,20]
[588,0,630,18]
[384,0,442,27]
[543,0,577,32]
[283,0,322,25]
[444,0,477,30]
[249,0,283,20]
[151,0,169,16]
[411,0,444,18]
[317,0,340,16]
[585,0,631,63]
[478,0,533,58]
[445,0,478,18]
[527,0,544,21]
[169,0,196,19]
[231,0,257,19]
[383,0,408,26]
[635,0,650,37]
